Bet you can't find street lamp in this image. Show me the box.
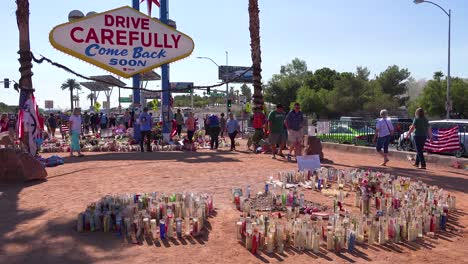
[414,0,451,119]
[197,54,230,115]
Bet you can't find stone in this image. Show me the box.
[304,136,324,160]
[0,149,47,183]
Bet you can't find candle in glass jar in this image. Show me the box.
[150,219,158,241]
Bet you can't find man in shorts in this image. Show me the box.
[285,102,304,161]
[268,104,286,159]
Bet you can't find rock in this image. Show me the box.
[0,149,47,183]
[304,136,324,160]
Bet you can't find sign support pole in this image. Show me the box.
[160,0,171,141]
[132,0,141,142]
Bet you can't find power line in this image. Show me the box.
[30,52,252,93]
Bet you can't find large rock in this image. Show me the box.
[304,136,324,160]
[0,149,47,182]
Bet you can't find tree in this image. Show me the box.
[306,67,339,91]
[280,58,308,77]
[16,0,35,152]
[61,79,81,111]
[87,93,96,108]
[248,0,263,110]
[377,65,411,98]
[240,83,252,102]
[412,74,468,118]
[356,66,371,81]
[264,59,309,111]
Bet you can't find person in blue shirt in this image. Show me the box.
[226,113,240,151]
[99,113,108,130]
[139,107,152,152]
[207,114,220,150]
[285,102,304,161]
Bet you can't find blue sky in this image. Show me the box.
[1,0,467,109]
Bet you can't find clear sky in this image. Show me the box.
[1,0,467,109]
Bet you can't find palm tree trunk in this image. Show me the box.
[70,88,74,111]
[16,0,34,151]
[16,0,34,104]
[248,0,263,111]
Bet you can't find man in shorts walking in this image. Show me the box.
[285,102,304,161]
[268,104,286,159]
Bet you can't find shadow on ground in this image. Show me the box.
[61,150,242,165]
[0,179,216,264]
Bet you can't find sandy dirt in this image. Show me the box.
[0,142,467,264]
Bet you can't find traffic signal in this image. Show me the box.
[187,84,192,93]
[227,99,232,108]
[4,78,9,88]
[207,87,211,94]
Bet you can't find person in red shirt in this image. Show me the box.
[251,108,267,149]
[0,114,9,133]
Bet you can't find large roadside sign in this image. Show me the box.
[49,6,194,78]
[218,66,253,83]
[170,82,193,93]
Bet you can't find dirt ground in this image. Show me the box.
[0,141,467,264]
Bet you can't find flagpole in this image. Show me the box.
[160,0,171,141]
[132,0,141,142]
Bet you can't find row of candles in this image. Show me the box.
[234,168,457,255]
[77,192,214,243]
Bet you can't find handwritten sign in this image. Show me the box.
[49,6,194,78]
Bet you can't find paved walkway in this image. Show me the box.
[0,146,466,264]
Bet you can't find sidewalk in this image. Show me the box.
[322,142,468,168]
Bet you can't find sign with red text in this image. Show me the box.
[49,6,194,78]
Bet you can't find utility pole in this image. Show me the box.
[225,51,229,114]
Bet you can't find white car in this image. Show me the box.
[397,119,468,157]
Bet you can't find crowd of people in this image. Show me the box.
[1,103,433,168]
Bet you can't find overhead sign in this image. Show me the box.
[119,97,132,103]
[170,82,193,93]
[49,6,195,78]
[44,100,54,109]
[141,90,161,99]
[218,66,253,83]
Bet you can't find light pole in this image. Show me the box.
[197,54,230,115]
[414,0,451,119]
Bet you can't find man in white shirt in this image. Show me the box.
[373,109,394,166]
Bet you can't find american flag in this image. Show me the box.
[17,91,40,139]
[140,0,160,16]
[424,126,461,153]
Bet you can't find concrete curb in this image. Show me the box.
[321,142,468,168]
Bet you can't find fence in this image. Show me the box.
[316,120,411,146]
[316,120,467,157]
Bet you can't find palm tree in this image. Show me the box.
[248,0,263,110]
[87,93,96,108]
[16,0,34,104]
[16,0,34,152]
[61,79,81,111]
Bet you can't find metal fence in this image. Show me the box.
[315,120,467,157]
[316,120,410,146]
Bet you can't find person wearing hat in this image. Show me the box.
[268,104,286,159]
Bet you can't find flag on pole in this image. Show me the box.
[424,126,461,153]
[140,0,160,17]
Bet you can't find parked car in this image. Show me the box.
[397,119,468,157]
[319,124,375,145]
[339,116,364,129]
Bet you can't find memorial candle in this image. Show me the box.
[159,219,166,239]
[150,219,158,241]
